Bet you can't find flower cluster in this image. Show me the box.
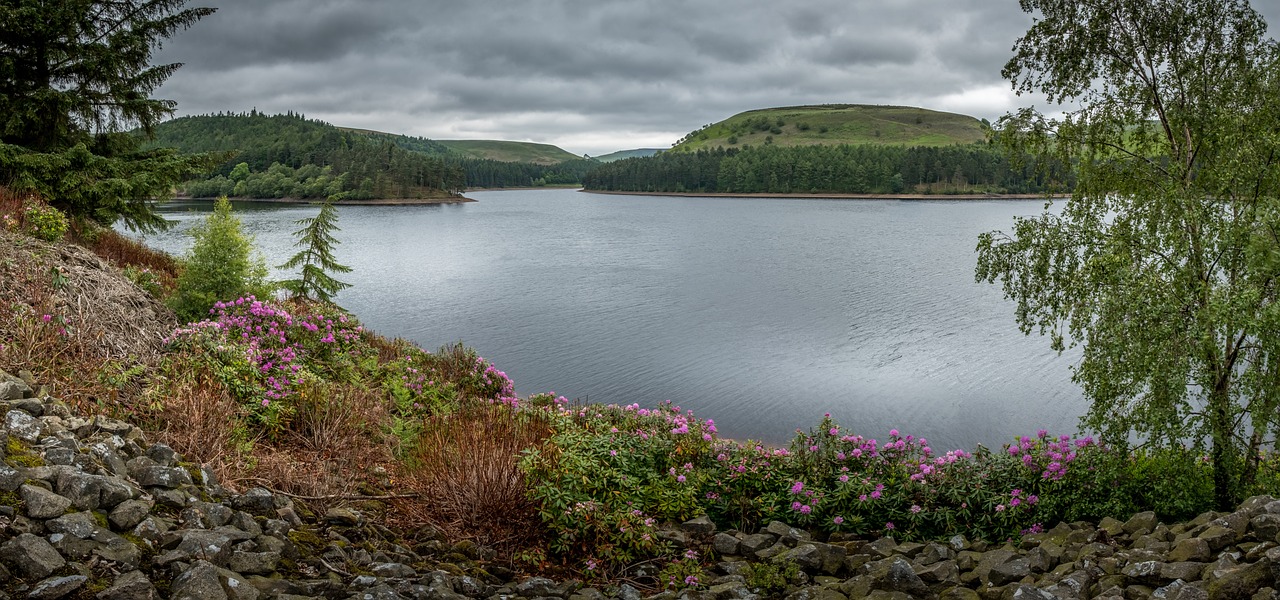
[1008,430,1096,480]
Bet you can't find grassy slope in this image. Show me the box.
[593,148,663,162]
[670,104,988,152]
[436,140,582,165]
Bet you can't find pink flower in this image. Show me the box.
[889,429,899,437]
[41,314,51,322]
[885,521,895,530]
[799,505,811,514]
[910,505,922,514]
[833,516,844,524]
[996,504,1006,512]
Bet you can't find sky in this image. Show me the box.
[152,0,1280,157]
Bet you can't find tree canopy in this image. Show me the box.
[976,0,1280,508]
[0,0,219,231]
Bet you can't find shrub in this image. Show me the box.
[22,199,68,241]
[168,197,272,321]
[405,403,554,558]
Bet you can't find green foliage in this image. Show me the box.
[168,198,272,321]
[21,201,67,241]
[742,561,800,596]
[583,144,1069,195]
[121,265,163,298]
[976,0,1280,509]
[0,1,220,231]
[279,202,352,303]
[670,105,987,152]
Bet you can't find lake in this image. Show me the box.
[130,189,1086,450]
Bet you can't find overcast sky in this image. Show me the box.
[152,0,1280,157]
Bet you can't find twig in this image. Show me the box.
[319,558,353,577]
[230,477,418,501]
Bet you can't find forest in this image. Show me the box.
[149,112,599,197]
[582,143,1073,195]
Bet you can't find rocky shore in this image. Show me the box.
[0,369,1278,599]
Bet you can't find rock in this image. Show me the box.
[1125,512,1160,535]
[228,551,281,575]
[0,378,33,400]
[7,409,43,441]
[371,562,417,578]
[715,533,742,555]
[916,559,960,585]
[765,520,811,545]
[145,443,179,466]
[940,587,981,600]
[230,487,275,516]
[975,548,1018,585]
[1207,562,1273,600]
[0,533,66,579]
[1197,526,1239,552]
[324,506,361,526]
[95,569,158,600]
[1009,584,1057,599]
[683,515,716,535]
[109,498,153,530]
[1250,514,1280,543]
[171,560,230,600]
[741,533,775,553]
[516,577,559,597]
[1153,580,1210,600]
[19,483,72,519]
[990,557,1033,586]
[55,470,134,509]
[130,465,193,488]
[27,574,87,600]
[1162,562,1207,582]
[0,464,28,491]
[156,529,235,566]
[1171,538,1213,563]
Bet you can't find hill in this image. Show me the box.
[436,139,582,165]
[670,104,989,152]
[593,148,663,162]
[147,112,464,199]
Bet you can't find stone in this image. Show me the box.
[27,574,87,600]
[782,543,829,572]
[145,443,179,466]
[1197,526,1238,552]
[880,557,930,598]
[1207,562,1273,600]
[156,529,235,566]
[230,487,275,516]
[682,515,716,535]
[714,533,742,555]
[1250,514,1280,543]
[171,560,230,600]
[1099,517,1126,536]
[1153,580,1210,600]
[916,559,960,585]
[56,470,134,510]
[940,587,981,600]
[324,506,361,526]
[1170,538,1213,563]
[228,551,281,575]
[19,483,72,519]
[741,533,775,553]
[765,520,811,544]
[46,511,100,538]
[371,562,417,578]
[990,557,1033,586]
[516,577,559,597]
[0,379,33,401]
[1161,563,1206,582]
[6,409,42,441]
[109,498,153,530]
[1009,584,1057,600]
[0,533,66,579]
[975,548,1018,585]
[96,570,158,600]
[0,464,28,491]
[131,465,192,488]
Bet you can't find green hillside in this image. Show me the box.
[670,104,989,152]
[437,140,582,165]
[593,148,662,162]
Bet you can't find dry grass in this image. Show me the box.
[142,364,248,482]
[399,403,554,558]
[73,225,181,292]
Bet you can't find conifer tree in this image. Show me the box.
[0,0,220,231]
[279,202,352,303]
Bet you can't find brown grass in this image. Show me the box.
[73,225,181,292]
[142,363,248,481]
[398,403,554,559]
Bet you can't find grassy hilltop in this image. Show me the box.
[670,104,989,152]
[436,139,583,165]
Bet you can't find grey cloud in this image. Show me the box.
[151,0,1277,156]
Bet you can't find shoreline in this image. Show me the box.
[580,189,1070,200]
[176,195,476,205]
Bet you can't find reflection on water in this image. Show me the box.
[133,189,1084,449]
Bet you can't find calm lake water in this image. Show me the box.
[130,189,1086,449]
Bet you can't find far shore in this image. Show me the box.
[580,189,1070,200]
[177,195,476,205]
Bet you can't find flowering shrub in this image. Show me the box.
[164,297,368,431]
[121,265,163,298]
[22,200,68,242]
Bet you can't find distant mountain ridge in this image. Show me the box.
[670,104,989,152]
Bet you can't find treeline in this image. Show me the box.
[148,112,464,199]
[582,144,1073,195]
[150,112,600,195]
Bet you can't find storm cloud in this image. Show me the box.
[152,0,1280,157]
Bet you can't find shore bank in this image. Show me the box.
[581,189,1070,200]
[179,195,476,205]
